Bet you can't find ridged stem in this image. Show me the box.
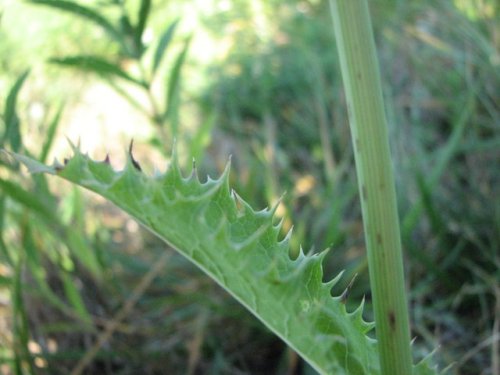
[329,1,413,374]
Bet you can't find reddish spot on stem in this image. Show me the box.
[376,232,382,245]
[388,311,396,330]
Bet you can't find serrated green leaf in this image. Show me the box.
[11,148,440,375]
[51,56,146,87]
[151,19,180,76]
[3,70,29,152]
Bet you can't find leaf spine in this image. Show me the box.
[128,139,142,172]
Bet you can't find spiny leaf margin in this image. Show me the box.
[8,146,440,375]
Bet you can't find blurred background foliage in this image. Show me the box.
[0,0,498,374]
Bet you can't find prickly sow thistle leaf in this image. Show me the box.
[10,146,439,375]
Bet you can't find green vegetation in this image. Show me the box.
[0,0,498,374]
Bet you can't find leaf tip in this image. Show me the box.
[219,156,232,183]
[189,157,199,181]
[128,139,142,172]
[65,136,81,154]
[340,273,358,304]
[325,269,344,290]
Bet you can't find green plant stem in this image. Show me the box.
[329,1,413,374]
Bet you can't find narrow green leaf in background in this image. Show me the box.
[29,0,125,48]
[39,104,64,163]
[2,70,29,152]
[163,36,191,134]
[51,56,146,87]
[61,270,93,325]
[188,111,216,163]
[0,174,101,275]
[0,178,57,222]
[0,195,13,266]
[151,19,180,76]
[12,255,36,374]
[134,0,151,54]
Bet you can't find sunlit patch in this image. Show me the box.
[47,338,58,353]
[294,174,316,196]
[34,357,47,368]
[453,0,496,19]
[28,102,45,122]
[126,219,139,233]
[142,27,154,44]
[28,340,41,354]
[0,264,11,278]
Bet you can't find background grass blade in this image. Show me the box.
[134,0,151,55]
[2,70,29,152]
[12,255,36,375]
[39,105,64,164]
[0,178,58,222]
[163,36,191,133]
[29,0,125,48]
[151,19,180,76]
